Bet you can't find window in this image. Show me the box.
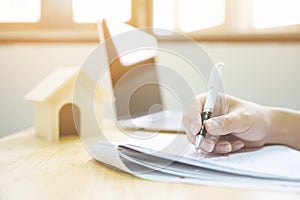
[0,0,299,42]
[152,0,300,41]
[178,0,225,32]
[252,0,300,29]
[0,0,40,23]
[0,0,134,42]
[153,0,225,33]
[72,0,131,23]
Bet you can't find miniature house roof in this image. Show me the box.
[99,19,158,66]
[24,67,80,102]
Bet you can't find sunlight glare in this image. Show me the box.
[153,0,175,35]
[178,0,225,32]
[73,0,131,23]
[0,0,40,22]
[252,0,300,29]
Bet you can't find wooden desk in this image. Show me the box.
[0,128,299,200]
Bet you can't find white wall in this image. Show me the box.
[160,42,300,110]
[0,43,97,137]
[1,42,300,137]
[203,42,300,109]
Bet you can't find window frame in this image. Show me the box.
[0,0,107,42]
[152,0,300,41]
[0,0,299,43]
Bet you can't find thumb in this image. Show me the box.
[205,113,250,136]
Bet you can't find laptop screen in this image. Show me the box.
[100,20,163,120]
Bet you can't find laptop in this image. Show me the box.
[97,19,183,132]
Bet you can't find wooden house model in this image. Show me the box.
[25,67,108,141]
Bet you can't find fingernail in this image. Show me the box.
[216,144,232,153]
[206,119,219,131]
[201,140,215,152]
[233,141,244,150]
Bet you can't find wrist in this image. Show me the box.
[265,107,284,145]
[265,107,300,149]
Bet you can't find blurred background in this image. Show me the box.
[1,0,300,137]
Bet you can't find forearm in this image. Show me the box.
[266,107,300,150]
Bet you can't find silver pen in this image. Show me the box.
[195,62,224,150]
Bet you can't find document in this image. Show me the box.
[90,132,300,192]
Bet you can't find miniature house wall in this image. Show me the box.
[25,67,107,141]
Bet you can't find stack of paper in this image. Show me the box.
[90,132,300,192]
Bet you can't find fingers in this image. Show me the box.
[214,139,244,153]
[199,137,215,152]
[182,111,201,144]
[199,135,244,153]
[182,95,206,143]
[205,112,252,137]
[198,113,249,153]
[182,94,249,154]
[214,140,232,153]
